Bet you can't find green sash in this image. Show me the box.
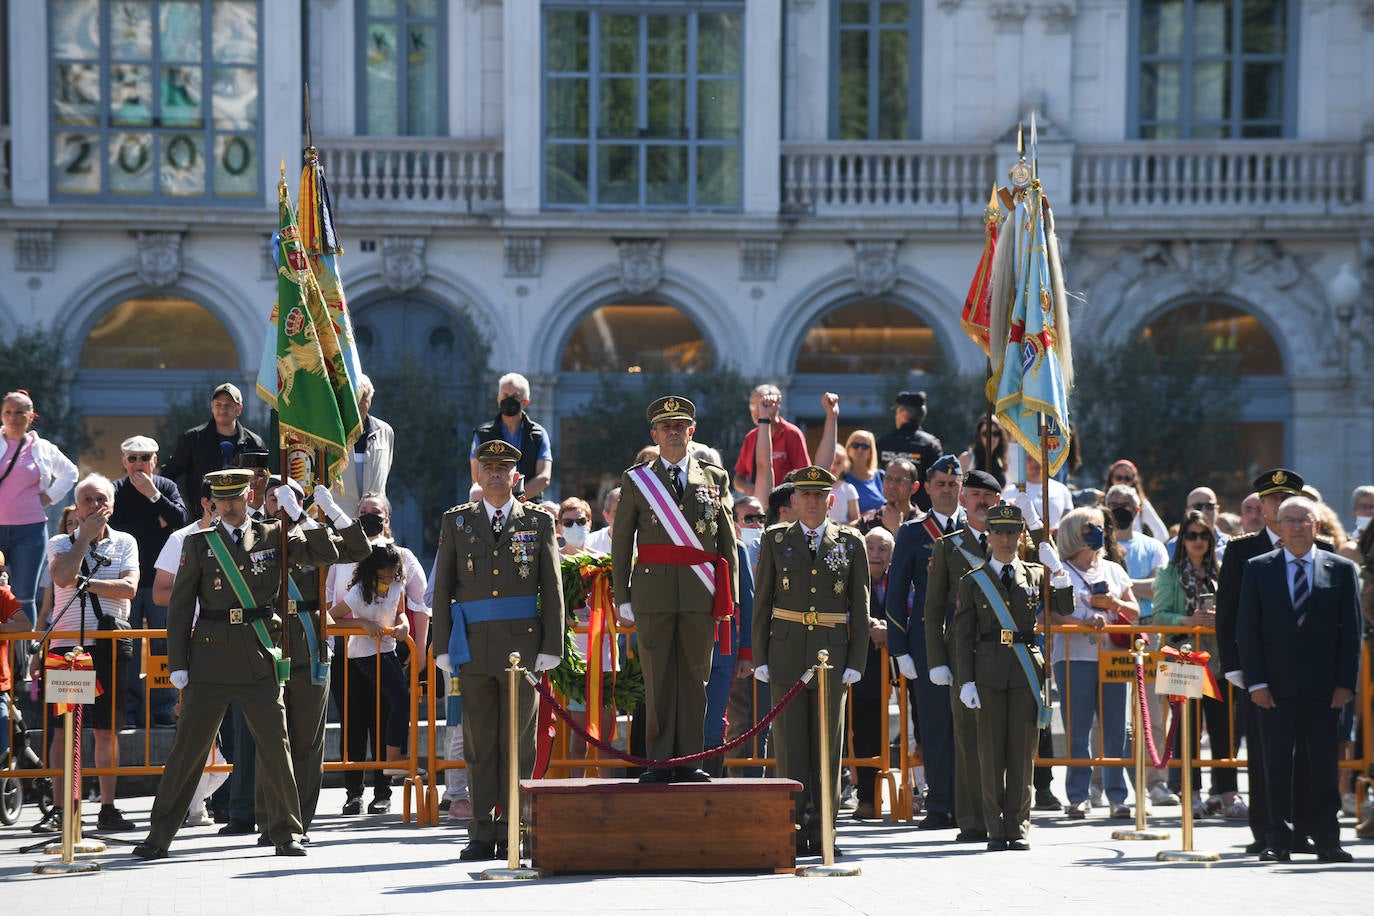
[968,564,1053,728]
[204,528,290,685]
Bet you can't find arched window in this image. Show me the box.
[351,294,476,367]
[80,295,238,369]
[561,302,711,372]
[1138,301,1283,375]
[794,298,937,374]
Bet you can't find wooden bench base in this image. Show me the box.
[522,777,801,873]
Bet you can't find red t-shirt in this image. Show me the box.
[734,417,811,486]
[0,585,22,691]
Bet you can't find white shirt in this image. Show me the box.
[1282,545,1317,605]
[585,525,613,555]
[930,509,961,535]
[47,529,139,646]
[342,581,404,658]
[1053,559,1132,664]
[484,497,516,528]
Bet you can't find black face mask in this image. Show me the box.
[358,512,386,538]
[499,396,523,417]
[1109,507,1134,530]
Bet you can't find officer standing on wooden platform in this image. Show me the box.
[954,504,1071,851]
[752,466,869,855]
[133,470,346,860]
[432,440,564,862]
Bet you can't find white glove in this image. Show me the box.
[618,603,635,624]
[753,664,770,683]
[275,485,303,520]
[435,653,452,673]
[1014,491,1043,530]
[1037,541,1064,575]
[959,682,982,709]
[841,668,862,685]
[312,484,351,526]
[534,653,561,672]
[928,664,953,686]
[1223,670,1245,689]
[895,654,919,681]
[170,670,189,690]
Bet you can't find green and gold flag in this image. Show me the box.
[260,174,362,484]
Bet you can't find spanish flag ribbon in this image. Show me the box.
[1160,644,1222,700]
[584,568,619,741]
[45,649,103,716]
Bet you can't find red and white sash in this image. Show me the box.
[627,463,716,597]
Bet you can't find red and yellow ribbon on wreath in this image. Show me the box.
[1160,644,1222,700]
[583,565,619,741]
[45,648,103,715]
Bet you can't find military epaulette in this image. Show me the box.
[1229,531,1261,544]
[764,521,789,533]
[524,501,554,516]
[446,501,475,515]
[835,524,862,539]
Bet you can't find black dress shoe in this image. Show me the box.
[1314,846,1354,863]
[1292,837,1318,855]
[300,834,310,846]
[459,841,497,861]
[918,811,957,830]
[219,820,256,836]
[275,840,307,857]
[1244,840,1266,854]
[1259,847,1291,862]
[986,838,1009,852]
[368,796,392,814]
[675,767,712,783]
[638,768,674,784]
[256,833,272,847]
[341,796,362,815]
[956,828,989,842]
[1006,838,1030,851]
[131,843,167,860]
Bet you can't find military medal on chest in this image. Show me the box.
[518,564,531,579]
[833,580,844,596]
[466,557,475,574]
[213,574,224,592]
[781,573,791,591]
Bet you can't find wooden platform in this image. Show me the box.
[521,777,802,873]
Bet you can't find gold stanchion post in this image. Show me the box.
[1156,644,1218,863]
[798,650,860,878]
[1114,638,1169,841]
[478,652,544,880]
[34,709,101,874]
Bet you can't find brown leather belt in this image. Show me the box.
[773,607,849,628]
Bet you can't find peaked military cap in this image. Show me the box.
[205,469,253,499]
[647,395,695,425]
[987,504,1025,530]
[791,465,836,491]
[475,440,522,465]
[1253,468,1303,498]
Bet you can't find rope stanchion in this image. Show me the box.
[1135,653,1180,771]
[1156,643,1220,864]
[478,653,544,881]
[529,670,810,771]
[1113,638,1170,842]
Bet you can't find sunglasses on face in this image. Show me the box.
[741,513,766,525]
[1111,476,1133,484]
[1183,529,1211,541]
[848,442,871,450]
[561,518,588,528]
[1106,502,1132,511]
[125,454,154,462]
[1190,501,1217,510]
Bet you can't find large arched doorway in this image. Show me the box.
[76,294,240,478]
[349,293,489,556]
[560,301,713,373]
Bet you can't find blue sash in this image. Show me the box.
[968,565,1053,728]
[448,595,539,667]
[287,574,328,686]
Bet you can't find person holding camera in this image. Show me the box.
[1150,509,1245,818]
[1042,506,1140,821]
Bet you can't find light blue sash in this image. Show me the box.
[448,595,539,667]
[968,565,1053,728]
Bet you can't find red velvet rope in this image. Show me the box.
[72,702,83,809]
[529,672,807,769]
[1135,655,1181,769]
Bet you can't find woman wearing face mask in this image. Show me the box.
[1104,459,1166,540]
[1046,506,1140,821]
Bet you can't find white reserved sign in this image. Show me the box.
[1154,662,1204,699]
[46,668,98,705]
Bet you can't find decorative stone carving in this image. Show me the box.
[988,2,1031,32]
[739,239,779,282]
[382,236,427,292]
[261,233,278,280]
[1039,1,1077,34]
[852,240,900,297]
[788,0,818,11]
[14,230,55,272]
[616,239,663,295]
[136,231,183,288]
[1184,241,1233,295]
[504,237,543,277]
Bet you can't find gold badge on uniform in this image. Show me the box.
[466,557,474,574]
[781,574,790,591]
[213,575,223,591]
[833,580,844,596]
[518,564,531,579]
[694,519,707,534]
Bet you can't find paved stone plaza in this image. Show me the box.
[3,785,1369,915]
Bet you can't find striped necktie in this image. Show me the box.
[1291,558,1308,621]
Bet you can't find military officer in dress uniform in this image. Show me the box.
[752,466,869,856]
[432,440,564,862]
[133,470,346,860]
[252,477,371,843]
[612,396,737,784]
[954,504,1072,851]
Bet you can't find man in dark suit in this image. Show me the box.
[162,383,267,509]
[1217,468,1332,852]
[1237,495,1360,863]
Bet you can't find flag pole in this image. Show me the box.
[276,158,293,663]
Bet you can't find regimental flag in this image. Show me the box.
[961,186,1004,356]
[257,175,362,485]
[297,147,364,389]
[987,174,1074,476]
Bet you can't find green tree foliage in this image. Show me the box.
[560,367,756,506]
[0,327,82,455]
